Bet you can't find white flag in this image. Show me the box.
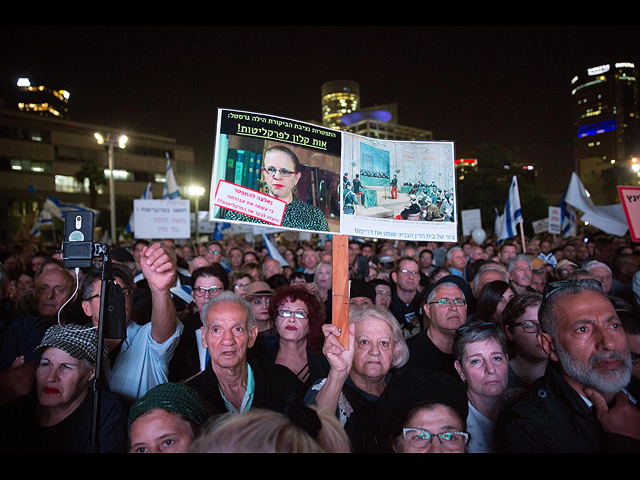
[497,176,523,242]
[564,172,628,236]
[163,154,181,200]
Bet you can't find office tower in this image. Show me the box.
[571,62,639,203]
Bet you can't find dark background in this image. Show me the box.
[2,26,639,206]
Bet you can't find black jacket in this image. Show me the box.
[186,351,303,418]
[495,363,640,453]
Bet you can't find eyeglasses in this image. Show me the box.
[513,321,540,333]
[400,269,420,277]
[85,288,133,301]
[263,166,296,177]
[207,249,221,255]
[402,428,469,451]
[539,279,603,314]
[456,322,497,336]
[234,283,250,290]
[429,297,466,307]
[278,309,308,319]
[193,286,222,297]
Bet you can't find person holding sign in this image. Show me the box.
[304,304,409,453]
[225,146,329,232]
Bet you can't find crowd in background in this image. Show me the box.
[1,229,639,453]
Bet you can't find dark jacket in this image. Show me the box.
[495,363,640,453]
[186,351,303,418]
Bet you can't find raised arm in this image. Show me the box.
[140,242,178,344]
[314,322,355,414]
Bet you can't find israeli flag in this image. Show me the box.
[125,182,153,234]
[260,228,289,267]
[30,208,53,236]
[559,185,576,238]
[497,176,523,243]
[213,221,231,241]
[163,154,181,200]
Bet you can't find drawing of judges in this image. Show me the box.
[225,145,329,232]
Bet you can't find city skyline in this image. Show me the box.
[2,26,639,200]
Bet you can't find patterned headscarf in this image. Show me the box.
[128,382,208,430]
[35,323,105,363]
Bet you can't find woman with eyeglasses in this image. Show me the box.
[452,321,510,453]
[376,368,470,453]
[500,292,547,399]
[229,271,252,298]
[251,285,329,393]
[224,145,330,232]
[305,305,410,453]
[168,265,229,383]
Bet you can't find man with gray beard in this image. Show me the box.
[495,279,640,452]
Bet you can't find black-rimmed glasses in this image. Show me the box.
[193,286,222,297]
[402,428,469,451]
[455,322,497,337]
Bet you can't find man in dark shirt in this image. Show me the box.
[405,276,469,380]
[496,279,640,452]
[186,292,301,417]
[390,257,424,339]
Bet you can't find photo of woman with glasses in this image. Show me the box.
[224,145,330,232]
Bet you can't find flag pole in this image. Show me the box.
[519,221,526,252]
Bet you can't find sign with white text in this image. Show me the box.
[209,108,458,242]
[133,199,191,239]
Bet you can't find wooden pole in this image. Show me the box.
[519,221,526,252]
[331,234,350,348]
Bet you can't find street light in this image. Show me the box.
[188,185,205,239]
[95,132,128,243]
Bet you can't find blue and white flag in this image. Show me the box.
[213,221,231,241]
[30,208,53,236]
[31,197,98,237]
[260,228,289,267]
[163,154,181,200]
[41,196,97,220]
[497,176,523,243]
[559,185,576,238]
[125,182,153,234]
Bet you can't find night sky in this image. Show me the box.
[2,26,639,205]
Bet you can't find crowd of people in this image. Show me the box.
[1,229,639,453]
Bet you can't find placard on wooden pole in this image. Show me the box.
[331,234,350,348]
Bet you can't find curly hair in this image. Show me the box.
[268,285,325,356]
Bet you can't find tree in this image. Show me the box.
[456,143,549,238]
[74,160,107,209]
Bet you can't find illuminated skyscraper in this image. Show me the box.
[16,78,71,119]
[321,80,360,129]
[571,62,639,202]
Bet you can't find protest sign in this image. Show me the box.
[210,108,458,242]
[532,218,548,235]
[461,209,482,236]
[548,206,562,234]
[617,185,640,241]
[133,199,190,239]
